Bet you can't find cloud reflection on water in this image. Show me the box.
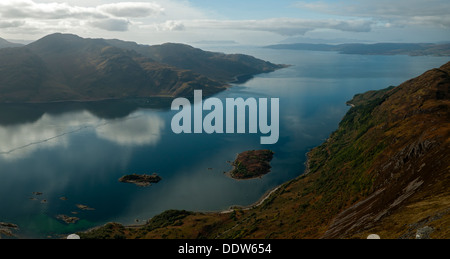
[0,109,165,160]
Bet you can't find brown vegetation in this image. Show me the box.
[229,150,274,180]
[79,62,450,239]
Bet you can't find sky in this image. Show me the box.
[0,0,449,45]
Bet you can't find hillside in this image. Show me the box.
[0,37,23,49]
[79,62,450,239]
[106,40,286,83]
[265,43,450,56]
[0,33,283,103]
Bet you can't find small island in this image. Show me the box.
[0,222,19,237]
[56,215,80,224]
[228,150,274,180]
[119,173,162,187]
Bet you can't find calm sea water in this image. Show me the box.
[0,47,447,238]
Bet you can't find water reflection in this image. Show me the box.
[0,97,173,126]
[0,103,165,160]
[95,113,165,146]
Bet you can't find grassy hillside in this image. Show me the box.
[79,61,450,239]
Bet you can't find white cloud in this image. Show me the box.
[294,0,450,28]
[154,20,186,31]
[0,0,104,20]
[0,0,447,44]
[0,0,164,33]
[159,18,373,36]
[89,18,130,31]
[98,2,164,18]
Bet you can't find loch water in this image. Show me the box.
[0,46,447,238]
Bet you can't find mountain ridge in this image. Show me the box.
[0,33,284,103]
[0,37,23,49]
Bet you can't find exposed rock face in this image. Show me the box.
[57,215,80,224]
[0,222,19,237]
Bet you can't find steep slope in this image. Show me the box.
[79,62,450,239]
[0,33,282,103]
[0,47,46,102]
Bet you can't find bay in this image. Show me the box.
[0,46,447,238]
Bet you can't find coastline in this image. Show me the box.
[117,154,309,230]
[78,154,305,236]
[219,184,283,214]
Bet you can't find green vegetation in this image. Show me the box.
[78,223,126,239]
[143,210,193,232]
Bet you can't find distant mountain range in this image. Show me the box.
[265,43,450,56]
[0,38,23,49]
[0,33,284,103]
[80,61,450,239]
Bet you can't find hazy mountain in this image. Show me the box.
[0,33,283,103]
[80,62,450,239]
[0,37,23,49]
[266,42,450,56]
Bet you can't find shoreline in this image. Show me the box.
[80,158,302,235]
[219,184,282,214]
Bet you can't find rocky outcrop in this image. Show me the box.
[0,222,19,238]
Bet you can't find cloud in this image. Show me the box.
[160,18,374,36]
[0,0,104,20]
[0,20,25,28]
[89,18,130,32]
[294,0,450,28]
[98,2,164,18]
[154,20,186,31]
[0,0,164,33]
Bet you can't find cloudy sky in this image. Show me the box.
[0,0,449,45]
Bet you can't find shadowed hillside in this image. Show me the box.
[0,33,284,103]
[0,37,23,49]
